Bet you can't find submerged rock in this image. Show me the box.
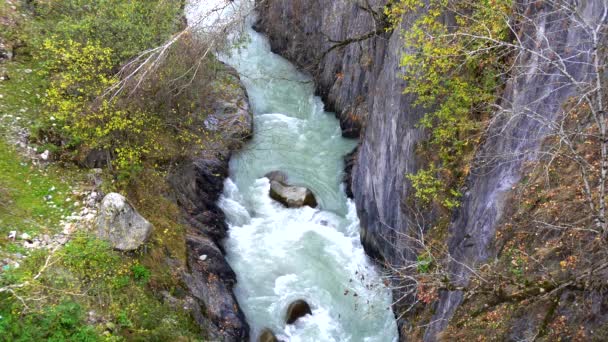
[266,171,317,208]
[96,193,152,251]
[257,328,278,342]
[285,299,312,324]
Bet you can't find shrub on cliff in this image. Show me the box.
[387,0,512,210]
[386,0,608,338]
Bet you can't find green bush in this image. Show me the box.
[0,300,100,342]
[24,0,222,185]
[1,1,205,340]
[416,252,434,274]
[131,264,151,285]
[59,235,120,283]
[28,0,183,63]
[387,0,511,209]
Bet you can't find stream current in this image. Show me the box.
[186,1,398,341]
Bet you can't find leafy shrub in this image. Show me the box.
[387,0,511,208]
[0,300,100,341]
[416,252,434,274]
[59,234,120,282]
[131,264,151,284]
[27,0,225,185]
[29,0,182,63]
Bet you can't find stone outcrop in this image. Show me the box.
[168,63,253,341]
[424,1,607,340]
[96,192,152,251]
[182,233,248,339]
[257,328,279,342]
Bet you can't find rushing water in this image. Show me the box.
[186,1,398,341]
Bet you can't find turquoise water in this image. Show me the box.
[187,1,398,341]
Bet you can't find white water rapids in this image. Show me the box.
[186,1,398,341]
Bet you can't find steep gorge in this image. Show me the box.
[255,0,608,340]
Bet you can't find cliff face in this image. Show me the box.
[425,1,606,339]
[255,0,426,268]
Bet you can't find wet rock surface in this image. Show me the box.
[168,63,253,341]
[269,180,317,208]
[257,328,279,342]
[285,299,312,324]
[264,171,318,208]
[264,170,288,183]
[182,233,248,340]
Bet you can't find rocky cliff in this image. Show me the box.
[169,65,253,341]
[425,1,607,340]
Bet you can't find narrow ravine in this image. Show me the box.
[187,1,398,341]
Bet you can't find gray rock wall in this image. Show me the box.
[425,1,606,340]
[169,64,253,341]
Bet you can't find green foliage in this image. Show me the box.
[13,0,202,185]
[1,1,205,340]
[0,60,72,247]
[0,140,81,248]
[407,166,439,204]
[389,0,512,208]
[38,36,167,181]
[0,233,201,340]
[408,166,462,209]
[28,0,182,63]
[59,235,120,282]
[131,264,151,285]
[0,300,100,342]
[116,310,133,329]
[416,252,434,274]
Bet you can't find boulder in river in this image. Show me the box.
[285,299,312,324]
[96,193,152,251]
[266,171,317,208]
[257,328,278,342]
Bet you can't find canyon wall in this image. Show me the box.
[425,1,605,340]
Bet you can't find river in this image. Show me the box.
[186,1,398,341]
